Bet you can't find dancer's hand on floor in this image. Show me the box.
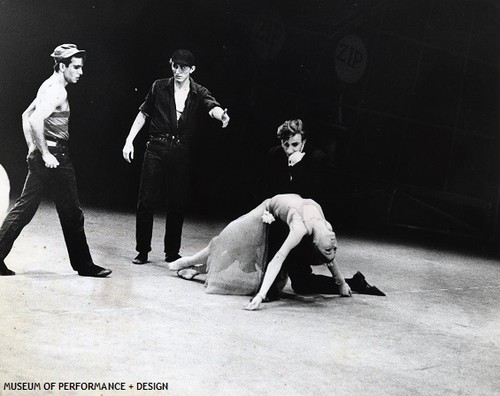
[244,295,263,311]
[339,282,352,297]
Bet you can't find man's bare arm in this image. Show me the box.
[28,85,66,168]
[21,100,37,154]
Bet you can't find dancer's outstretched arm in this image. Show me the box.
[244,220,307,310]
[167,246,210,270]
[326,258,351,297]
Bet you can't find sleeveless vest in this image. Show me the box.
[44,110,70,141]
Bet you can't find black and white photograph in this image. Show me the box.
[0,1,499,395]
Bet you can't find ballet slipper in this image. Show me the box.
[167,257,191,270]
[177,268,200,280]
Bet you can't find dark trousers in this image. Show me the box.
[0,145,94,271]
[136,139,189,256]
[267,220,341,295]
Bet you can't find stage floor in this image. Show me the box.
[1,202,499,396]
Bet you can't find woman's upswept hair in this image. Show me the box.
[276,119,306,140]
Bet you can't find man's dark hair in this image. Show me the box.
[53,52,86,72]
[277,119,306,141]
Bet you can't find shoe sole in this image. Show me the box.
[78,270,112,277]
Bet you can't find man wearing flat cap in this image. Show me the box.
[123,49,230,265]
[0,44,112,277]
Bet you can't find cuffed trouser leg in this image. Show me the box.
[135,145,163,254]
[0,156,43,261]
[50,156,93,271]
[164,148,189,257]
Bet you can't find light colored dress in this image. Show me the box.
[204,194,316,295]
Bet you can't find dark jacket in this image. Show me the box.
[139,77,221,147]
[262,144,331,206]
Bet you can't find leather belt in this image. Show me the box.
[46,139,68,147]
[149,134,181,144]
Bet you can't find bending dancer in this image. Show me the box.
[0,44,111,277]
[122,49,230,265]
[167,194,383,310]
[261,119,332,300]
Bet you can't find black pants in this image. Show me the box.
[267,220,341,295]
[0,145,94,271]
[136,139,190,256]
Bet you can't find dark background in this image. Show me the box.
[1,0,499,252]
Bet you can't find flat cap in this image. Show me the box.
[50,44,86,61]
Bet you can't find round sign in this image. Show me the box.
[335,35,367,83]
[250,15,286,61]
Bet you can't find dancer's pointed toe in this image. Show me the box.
[177,268,199,280]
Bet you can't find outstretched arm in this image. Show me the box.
[244,219,307,310]
[122,111,147,163]
[209,106,230,128]
[326,258,351,297]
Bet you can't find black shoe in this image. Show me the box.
[165,254,182,263]
[78,264,112,278]
[132,252,148,265]
[346,271,385,296]
[346,271,368,290]
[0,260,15,276]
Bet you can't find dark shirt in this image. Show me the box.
[139,77,221,146]
[263,144,331,206]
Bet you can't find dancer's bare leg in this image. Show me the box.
[167,246,210,270]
